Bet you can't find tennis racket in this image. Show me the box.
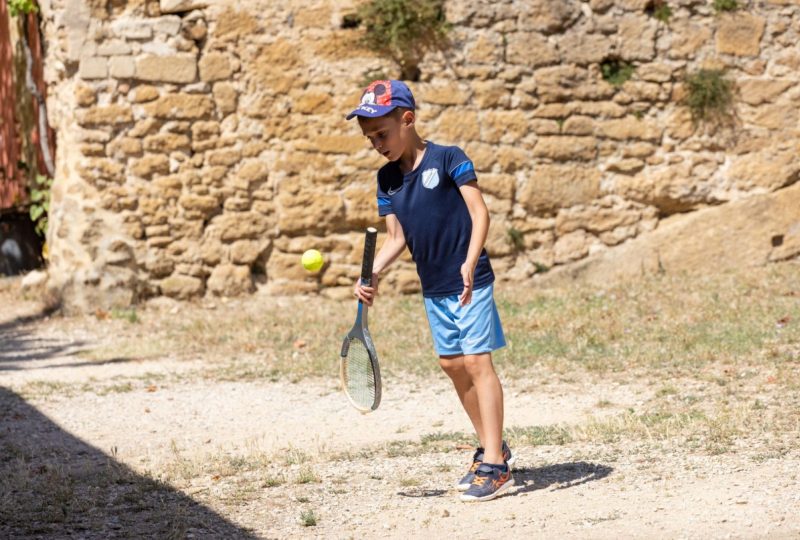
[339,227,382,413]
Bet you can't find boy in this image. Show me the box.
[348,80,515,502]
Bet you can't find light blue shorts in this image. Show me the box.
[423,283,506,356]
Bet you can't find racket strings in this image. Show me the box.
[343,337,376,408]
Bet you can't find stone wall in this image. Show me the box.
[36,0,800,311]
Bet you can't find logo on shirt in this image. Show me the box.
[421,168,440,189]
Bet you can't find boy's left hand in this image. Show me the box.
[459,262,475,306]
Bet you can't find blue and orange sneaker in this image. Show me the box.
[456,440,515,491]
[460,462,515,502]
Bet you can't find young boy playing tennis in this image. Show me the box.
[349,80,515,502]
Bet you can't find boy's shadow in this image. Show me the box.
[510,461,613,496]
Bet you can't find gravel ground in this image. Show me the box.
[2,279,799,539]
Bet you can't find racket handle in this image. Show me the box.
[360,227,378,285]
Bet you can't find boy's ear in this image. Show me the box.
[401,109,415,126]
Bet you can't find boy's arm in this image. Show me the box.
[354,214,406,305]
[458,180,490,306]
[373,214,406,276]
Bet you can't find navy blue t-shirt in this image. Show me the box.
[376,142,494,298]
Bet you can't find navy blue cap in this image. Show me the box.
[346,80,416,120]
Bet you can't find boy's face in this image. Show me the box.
[358,109,415,162]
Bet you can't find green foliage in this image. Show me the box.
[29,174,52,237]
[7,0,38,17]
[713,0,738,12]
[359,0,450,81]
[682,68,735,124]
[506,227,524,252]
[651,1,672,22]
[600,59,635,87]
[300,509,317,527]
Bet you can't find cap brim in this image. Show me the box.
[345,104,397,120]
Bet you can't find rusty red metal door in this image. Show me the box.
[0,2,54,213]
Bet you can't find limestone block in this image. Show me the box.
[78,105,133,126]
[136,55,197,83]
[598,116,662,141]
[536,65,615,102]
[518,165,601,213]
[418,84,470,106]
[434,108,481,143]
[607,158,645,174]
[78,158,125,184]
[556,203,642,235]
[342,184,375,228]
[199,52,235,81]
[558,31,613,65]
[464,31,504,64]
[109,56,135,78]
[479,174,515,200]
[563,116,595,135]
[111,19,153,39]
[480,110,532,144]
[517,0,581,33]
[533,136,597,161]
[471,80,510,108]
[107,137,143,158]
[554,229,591,264]
[160,0,207,14]
[160,273,204,299]
[143,133,191,152]
[737,79,794,105]
[716,14,766,57]
[507,33,559,67]
[152,15,182,35]
[727,147,800,192]
[230,239,269,265]
[668,21,712,59]
[98,40,132,56]
[207,264,254,296]
[236,160,268,187]
[277,188,345,234]
[131,154,170,178]
[213,82,239,114]
[207,148,241,167]
[74,85,97,106]
[79,57,108,79]
[295,135,366,155]
[618,16,657,61]
[213,212,270,241]
[144,93,214,119]
[179,194,220,217]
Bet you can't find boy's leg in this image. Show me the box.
[439,354,485,446]
[463,352,504,465]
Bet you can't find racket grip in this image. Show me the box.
[360,227,378,285]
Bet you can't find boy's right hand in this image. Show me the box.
[353,273,380,306]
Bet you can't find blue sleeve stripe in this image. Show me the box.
[450,160,474,179]
[377,196,391,207]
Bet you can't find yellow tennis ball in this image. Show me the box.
[301,249,324,272]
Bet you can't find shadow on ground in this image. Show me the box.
[0,386,258,538]
[0,306,90,369]
[511,461,613,495]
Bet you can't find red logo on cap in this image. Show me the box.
[360,80,392,106]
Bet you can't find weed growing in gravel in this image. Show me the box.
[300,509,317,527]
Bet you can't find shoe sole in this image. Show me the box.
[459,478,515,502]
[455,451,517,492]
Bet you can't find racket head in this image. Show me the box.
[339,330,381,413]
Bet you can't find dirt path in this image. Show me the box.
[2,281,799,539]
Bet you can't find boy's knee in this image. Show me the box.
[439,355,464,375]
[463,353,491,377]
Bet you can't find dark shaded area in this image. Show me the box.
[397,488,447,498]
[510,461,613,496]
[0,386,259,538]
[0,213,43,276]
[0,307,86,368]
